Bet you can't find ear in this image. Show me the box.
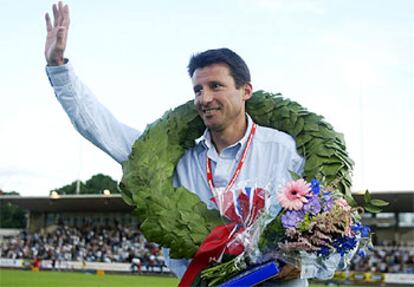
[242,82,253,101]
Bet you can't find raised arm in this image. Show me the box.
[45,1,69,66]
[44,2,141,163]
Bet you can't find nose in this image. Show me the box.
[198,90,213,106]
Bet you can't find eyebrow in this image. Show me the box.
[209,80,224,86]
[193,80,227,93]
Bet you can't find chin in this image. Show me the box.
[202,119,214,127]
[203,121,214,129]
[206,123,225,133]
[201,115,225,131]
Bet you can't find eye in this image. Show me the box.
[193,86,203,97]
[211,82,222,90]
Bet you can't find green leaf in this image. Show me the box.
[120,189,134,206]
[296,134,313,148]
[289,110,298,124]
[364,204,382,213]
[304,122,319,132]
[289,170,301,180]
[343,193,358,207]
[292,117,305,137]
[304,154,321,172]
[364,190,372,203]
[298,213,312,232]
[370,199,390,207]
[279,108,290,118]
[316,147,336,157]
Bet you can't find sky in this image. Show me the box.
[0,0,413,196]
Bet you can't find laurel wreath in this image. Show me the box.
[120,91,354,259]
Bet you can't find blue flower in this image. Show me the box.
[361,225,370,237]
[318,245,331,257]
[357,249,367,257]
[333,236,358,256]
[351,222,361,231]
[303,195,321,215]
[310,179,320,195]
[352,223,371,238]
[281,210,305,229]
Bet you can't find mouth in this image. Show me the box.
[202,107,220,115]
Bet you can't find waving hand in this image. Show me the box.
[45,2,70,66]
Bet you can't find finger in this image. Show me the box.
[45,13,52,32]
[57,2,64,27]
[52,4,58,27]
[62,4,70,28]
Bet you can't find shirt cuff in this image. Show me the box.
[45,58,73,87]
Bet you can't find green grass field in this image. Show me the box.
[0,269,367,287]
[0,269,178,287]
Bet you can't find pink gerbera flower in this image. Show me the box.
[277,179,310,210]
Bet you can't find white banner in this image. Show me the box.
[0,258,23,268]
[385,273,414,284]
[0,258,170,274]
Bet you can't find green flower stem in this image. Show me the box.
[201,257,247,286]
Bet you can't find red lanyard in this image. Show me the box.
[206,123,257,196]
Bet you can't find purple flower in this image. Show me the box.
[310,179,320,195]
[303,195,321,215]
[322,194,335,212]
[281,210,305,229]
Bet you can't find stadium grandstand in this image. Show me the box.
[1,191,413,285]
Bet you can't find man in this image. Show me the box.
[45,2,337,286]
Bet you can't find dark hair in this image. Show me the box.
[187,48,251,88]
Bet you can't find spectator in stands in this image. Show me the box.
[0,223,168,273]
[4,222,411,275]
[130,257,142,273]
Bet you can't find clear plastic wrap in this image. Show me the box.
[200,178,373,286]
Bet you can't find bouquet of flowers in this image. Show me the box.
[199,178,378,286]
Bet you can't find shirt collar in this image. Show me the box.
[196,114,254,156]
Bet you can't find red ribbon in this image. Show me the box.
[178,188,266,287]
[178,223,243,287]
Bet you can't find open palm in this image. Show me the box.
[45,2,70,66]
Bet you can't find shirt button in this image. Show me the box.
[215,180,226,187]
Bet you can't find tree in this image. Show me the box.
[52,174,119,195]
[0,191,26,228]
[84,174,119,194]
[52,181,81,195]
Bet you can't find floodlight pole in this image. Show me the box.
[76,179,81,194]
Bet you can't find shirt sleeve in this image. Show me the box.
[45,60,141,164]
[290,148,305,177]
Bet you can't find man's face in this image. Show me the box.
[192,63,252,132]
